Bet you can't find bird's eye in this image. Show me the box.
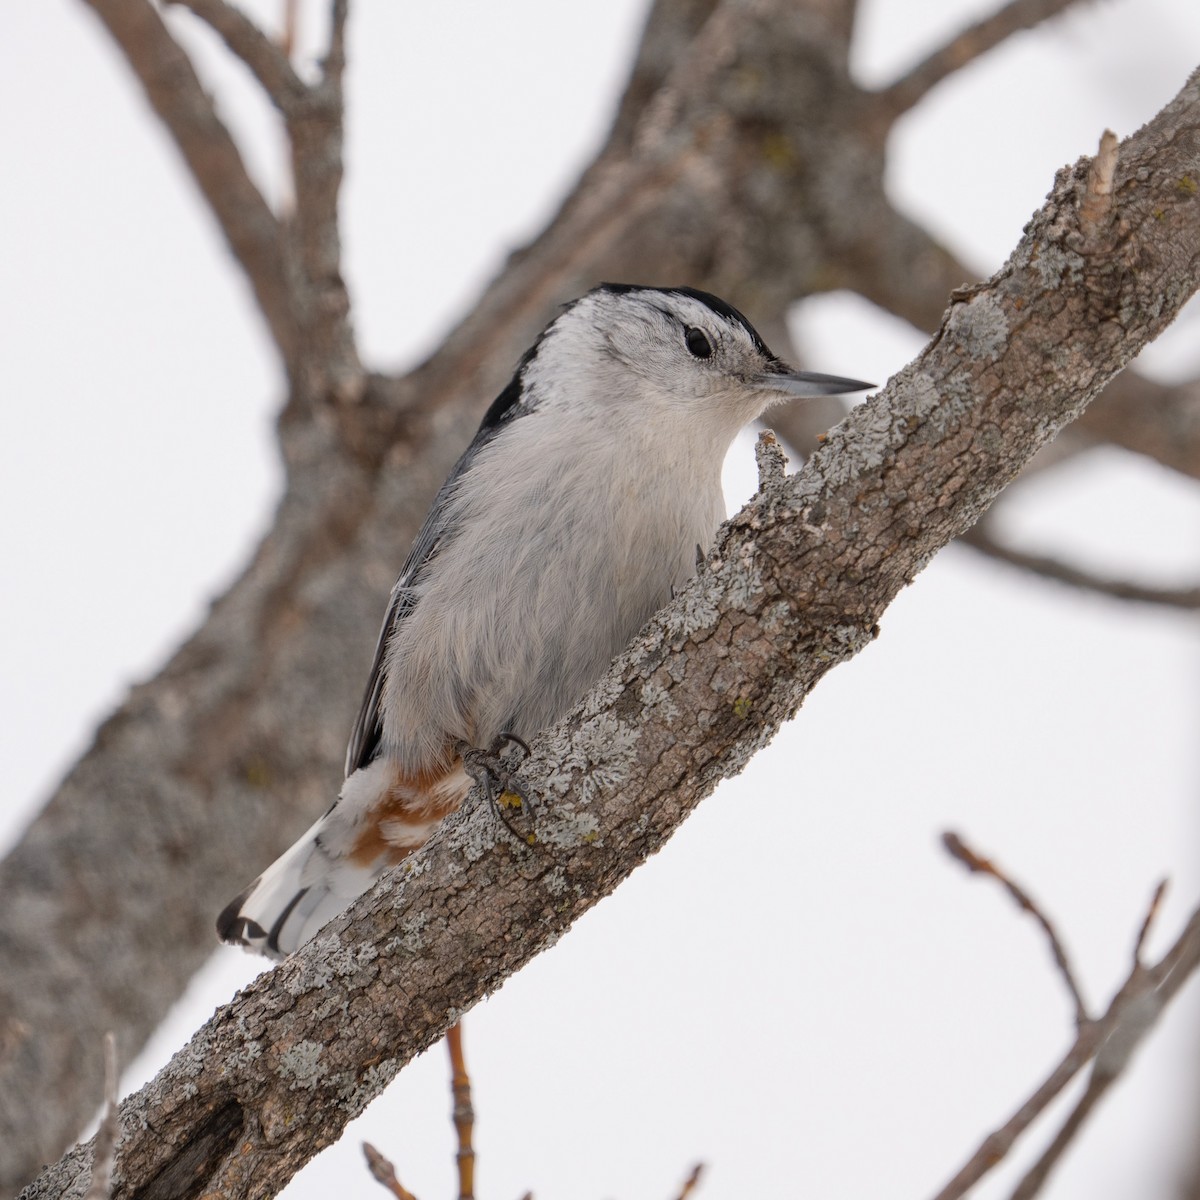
[684,326,713,359]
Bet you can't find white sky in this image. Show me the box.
[4,3,1200,1199]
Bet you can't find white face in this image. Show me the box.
[582,287,785,409]
[518,286,867,436]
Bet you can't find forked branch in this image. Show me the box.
[934,837,1199,1200]
[166,0,305,112]
[82,0,295,365]
[86,0,360,399]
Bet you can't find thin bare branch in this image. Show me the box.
[363,1142,419,1200]
[934,900,1200,1200]
[934,1018,1107,1200]
[672,1163,705,1200]
[958,523,1200,610]
[82,1034,117,1200]
[754,429,789,490]
[1009,880,1180,1199]
[447,1025,476,1200]
[324,0,349,90]
[1007,1061,1114,1200]
[1133,880,1169,964]
[281,0,298,61]
[1076,369,1200,482]
[86,0,360,401]
[167,0,305,112]
[281,0,360,403]
[1147,904,1200,1006]
[942,833,1089,1028]
[82,0,296,369]
[873,0,1084,123]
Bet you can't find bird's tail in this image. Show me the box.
[215,812,377,960]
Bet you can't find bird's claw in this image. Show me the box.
[457,733,537,844]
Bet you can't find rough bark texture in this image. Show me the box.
[3,0,1199,1191]
[18,64,1200,1200]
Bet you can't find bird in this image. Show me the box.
[217,283,871,958]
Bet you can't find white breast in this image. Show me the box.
[379,401,726,770]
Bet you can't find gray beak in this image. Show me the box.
[759,362,874,398]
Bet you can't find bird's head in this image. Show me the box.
[518,284,871,443]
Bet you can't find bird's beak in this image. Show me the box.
[757,361,874,398]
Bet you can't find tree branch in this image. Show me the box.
[602,0,721,156]
[959,521,1200,609]
[324,0,349,92]
[841,195,1200,483]
[81,0,297,369]
[1076,369,1200,480]
[88,0,361,403]
[165,0,305,113]
[281,0,361,406]
[942,832,1090,1028]
[362,1144,418,1200]
[933,893,1200,1200]
[19,75,1200,1198]
[872,0,1085,123]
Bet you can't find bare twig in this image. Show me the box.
[1007,1064,1109,1200]
[755,430,789,490]
[933,1017,1106,1200]
[932,889,1200,1200]
[360,1026,482,1200]
[324,0,349,90]
[88,0,360,401]
[446,1024,476,1200]
[1008,884,1178,1198]
[281,0,299,62]
[874,0,1084,122]
[957,522,1200,610]
[280,0,360,403]
[82,1033,118,1200]
[1133,880,1169,963]
[1080,129,1120,236]
[672,1162,705,1200]
[363,1142,418,1200]
[1077,371,1200,482]
[942,832,1089,1027]
[167,0,305,113]
[82,0,296,369]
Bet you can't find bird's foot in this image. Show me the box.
[457,733,537,845]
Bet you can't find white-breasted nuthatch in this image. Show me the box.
[217,284,870,957]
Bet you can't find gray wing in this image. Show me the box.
[343,375,532,776]
[342,465,462,776]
